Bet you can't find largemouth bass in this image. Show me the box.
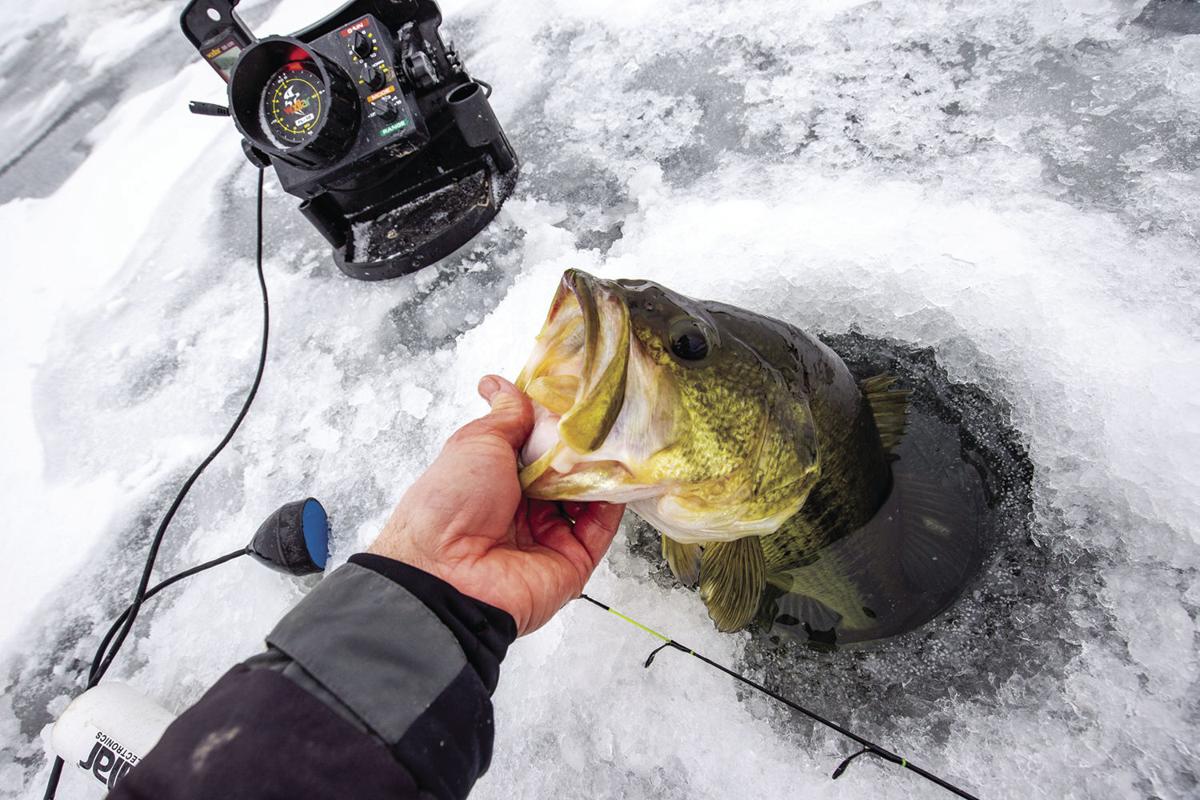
[516,270,911,632]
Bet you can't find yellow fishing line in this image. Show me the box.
[605,607,671,643]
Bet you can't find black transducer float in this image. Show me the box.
[181,0,519,280]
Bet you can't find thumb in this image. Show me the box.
[472,374,534,449]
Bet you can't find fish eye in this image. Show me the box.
[669,319,709,361]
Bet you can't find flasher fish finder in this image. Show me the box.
[181,0,518,280]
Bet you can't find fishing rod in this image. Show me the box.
[578,594,981,800]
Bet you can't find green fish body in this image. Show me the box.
[517,270,909,631]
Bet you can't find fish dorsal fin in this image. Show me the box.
[662,535,702,587]
[699,537,766,631]
[860,374,910,453]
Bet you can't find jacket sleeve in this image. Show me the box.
[110,553,517,800]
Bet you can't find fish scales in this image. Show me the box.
[517,270,908,632]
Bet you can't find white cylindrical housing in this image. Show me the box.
[50,683,176,793]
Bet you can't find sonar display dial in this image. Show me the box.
[262,62,328,148]
[229,37,359,169]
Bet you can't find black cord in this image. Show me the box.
[86,549,249,684]
[42,167,269,799]
[42,550,250,800]
[579,594,981,800]
[40,761,62,800]
[90,166,269,686]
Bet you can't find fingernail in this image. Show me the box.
[479,375,500,400]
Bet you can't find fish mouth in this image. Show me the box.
[516,269,632,494]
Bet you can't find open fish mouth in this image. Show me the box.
[516,270,633,496]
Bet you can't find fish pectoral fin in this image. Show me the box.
[750,391,818,502]
[662,535,702,587]
[860,374,910,453]
[768,566,876,632]
[772,590,843,633]
[699,537,766,632]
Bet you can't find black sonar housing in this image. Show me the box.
[181,0,518,281]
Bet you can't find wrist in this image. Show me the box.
[367,516,435,576]
[366,517,486,613]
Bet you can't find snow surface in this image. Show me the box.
[2,0,1199,798]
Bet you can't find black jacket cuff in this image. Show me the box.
[348,552,517,691]
[258,555,517,800]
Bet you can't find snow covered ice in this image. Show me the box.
[2,0,1199,797]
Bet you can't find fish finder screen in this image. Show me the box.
[204,37,244,82]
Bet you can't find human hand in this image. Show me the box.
[368,375,625,635]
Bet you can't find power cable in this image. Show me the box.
[42,166,269,799]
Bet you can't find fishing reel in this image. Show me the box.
[181,0,518,280]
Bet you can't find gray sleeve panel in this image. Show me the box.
[265,561,469,745]
[243,647,370,735]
